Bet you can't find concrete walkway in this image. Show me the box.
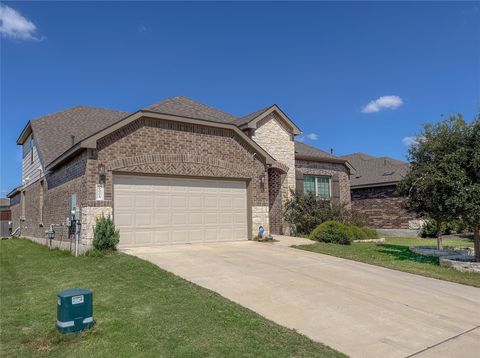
[122,236,480,358]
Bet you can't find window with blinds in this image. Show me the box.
[304,175,331,199]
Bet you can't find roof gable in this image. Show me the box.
[29,106,128,166]
[234,105,301,135]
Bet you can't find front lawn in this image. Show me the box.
[295,236,480,288]
[0,238,343,358]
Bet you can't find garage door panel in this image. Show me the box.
[114,175,248,247]
[154,213,170,225]
[204,213,218,225]
[155,196,169,208]
[115,213,134,227]
[172,213,187,225]
[135,195,153,208]
[172,230,188,242]
[172,196,187,208]
[135,213,153,226]
[188,196,203,208]
[189,213,203,225]
[153,231,170,244]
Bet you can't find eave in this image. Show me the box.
[16,121,32,145]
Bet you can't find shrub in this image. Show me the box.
[348,225,368,241]
[347,225,379,241]
[93,216,120,251]
[283,190,367,235]
[361,227,379,240]
[420,218,472,238]
[420,218,440,238]
[284,191,332,235]
[309,221,352,245]
[330,203,367,227]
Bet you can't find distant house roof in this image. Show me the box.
[340,152,409,188]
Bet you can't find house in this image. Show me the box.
[0,198,11,237]
[8,96,351,249]
[340,153,416,229]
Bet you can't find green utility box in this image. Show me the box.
[56,288,95,333]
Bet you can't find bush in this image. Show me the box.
[347,225,379,241]
[360,227,379,240]
[309,221,352,245]
[283,190,367,235]
[284,191,332,235]
[93,216,120,251]
[348,225,368,241]
[420,218,472,238]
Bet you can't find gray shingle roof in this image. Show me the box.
[144,96,237,123]
[294,141,339,161]
[340,152,409,188]
[31,106,128,166]
[24,96,303,169]
[230,105,273,127]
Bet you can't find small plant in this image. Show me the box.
[93,216,120,251]
[309,221,352,245]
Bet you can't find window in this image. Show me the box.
[304,175,331,199]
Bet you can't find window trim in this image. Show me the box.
[303,175,332,199]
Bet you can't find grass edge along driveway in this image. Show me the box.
[0,238,344,358]
[295,237,480,288]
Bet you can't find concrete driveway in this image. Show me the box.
[122,236,480,358]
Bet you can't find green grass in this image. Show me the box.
[0,239,344,358]
[295,236,480,288]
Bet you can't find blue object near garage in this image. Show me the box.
[56,288,95,333]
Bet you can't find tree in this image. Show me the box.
[398,115,470,250]
[463,116,480,261]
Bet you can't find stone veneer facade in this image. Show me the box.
[251,112,296,234]
[11,116,271,247]
[351,185,416,229]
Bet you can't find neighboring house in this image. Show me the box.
[340,153,416,229]
[8,96,351,249]
[0,198,11,237]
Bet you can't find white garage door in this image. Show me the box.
[113,175,248,247]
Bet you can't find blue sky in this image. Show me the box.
[1,1,479,196]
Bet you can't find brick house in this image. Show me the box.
[8,96,351,250]
[340,153,416,229]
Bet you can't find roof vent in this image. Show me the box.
[383,171,394,176]
[71,135,75,146]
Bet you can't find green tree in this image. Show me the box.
[398,115,470,250]
[463,116,480,261]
